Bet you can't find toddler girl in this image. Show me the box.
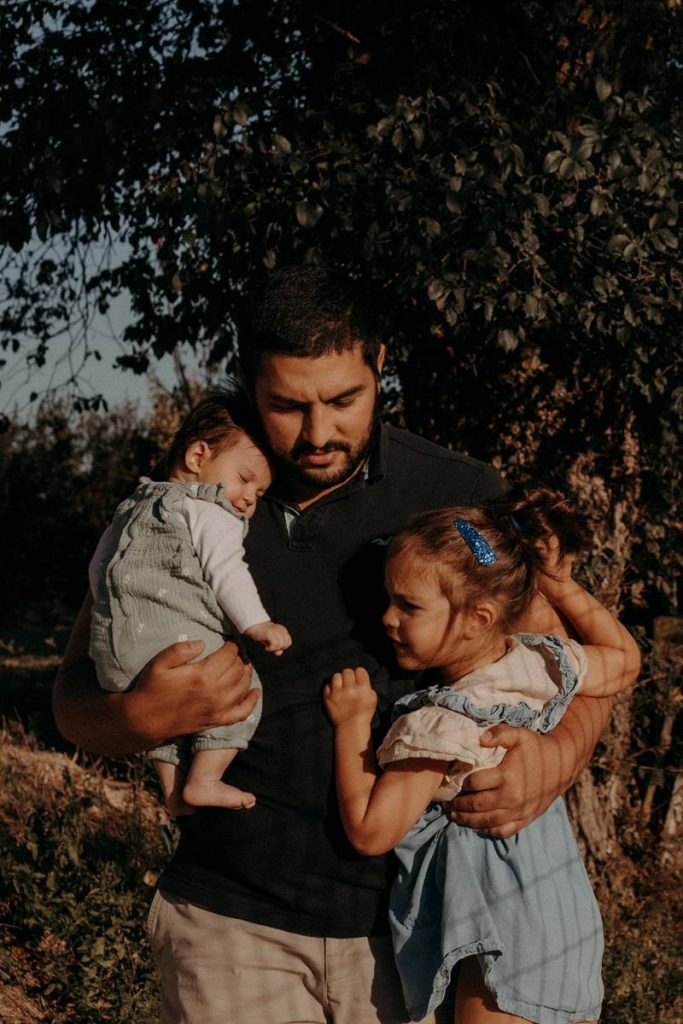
[324,488,640,1024]
[89,387,291,815]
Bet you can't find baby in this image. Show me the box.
[89,386,291,815]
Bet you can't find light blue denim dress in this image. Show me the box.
[382,635,604,1024]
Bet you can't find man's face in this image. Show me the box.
[253,344,385,495]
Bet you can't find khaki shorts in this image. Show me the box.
[146,890,453,1024]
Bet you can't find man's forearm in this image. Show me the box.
[53,595,158,755]
[53,664,157,755]
[550,691,613,793]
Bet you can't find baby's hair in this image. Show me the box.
[154,383,266,480]
[390,486,583,629]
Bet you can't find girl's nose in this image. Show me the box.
[382,605,398,630]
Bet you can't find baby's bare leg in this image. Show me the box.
[183,748,256,809]
[154,760,196,817]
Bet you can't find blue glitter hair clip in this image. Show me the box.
[453,518,496,565]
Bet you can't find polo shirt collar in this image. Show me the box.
[366,418,388,483]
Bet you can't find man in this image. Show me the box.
[54,266,614,1024]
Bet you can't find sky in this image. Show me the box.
[1,288,206,421]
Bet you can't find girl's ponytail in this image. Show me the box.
[488,486,584,577]
[390,485,584,631]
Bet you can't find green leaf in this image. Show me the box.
[543,150,564,173]
[596,75,612,102]
[428,279,445,301]
[410,123,425,149]
[558,156,577,179]
[212,115,227,138]
[590,194,606,216]
[497,328,518,352]
[446,192,461,214]
[273,134,292,156]
[392,126,405,153]
[607,234,630,254]
[533,194,550,217]
[295,201,323,228]
[233,104,250,126]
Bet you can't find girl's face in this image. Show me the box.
[199,433,272,518]
[382,550,465,671]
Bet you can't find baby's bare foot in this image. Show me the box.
[183,780,256,810]
[164,793,197,817]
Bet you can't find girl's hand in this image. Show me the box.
[537,534,574,597]
[324,667,378,726]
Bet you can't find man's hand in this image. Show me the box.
[53,593,259,755]
[128,639,259,738]
[446,725,566,838]
[324,667,378,727]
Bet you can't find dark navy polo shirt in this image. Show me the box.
[159,423,503,937]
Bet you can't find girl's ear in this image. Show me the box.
[463,601,498,638]
[184,440,212,475]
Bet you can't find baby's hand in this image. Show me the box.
[324,667,378,726]
[244,621,292,655]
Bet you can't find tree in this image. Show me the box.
[1,0,681,869]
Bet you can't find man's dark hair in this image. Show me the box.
[239,265,383,386]
[153,382,265,479]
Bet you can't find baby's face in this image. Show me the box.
[200,433,273,518]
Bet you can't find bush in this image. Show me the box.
[0,735,165,1023]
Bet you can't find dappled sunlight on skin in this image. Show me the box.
[455,956,598,1024]
[447,692,612,836]
[450,688,614,833]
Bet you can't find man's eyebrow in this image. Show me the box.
[267,384,366,406]
[324,384,365,403]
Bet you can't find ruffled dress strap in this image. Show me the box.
[390,633,584,735]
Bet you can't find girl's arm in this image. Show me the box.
[324,668,445,856]
[538,540,641,696]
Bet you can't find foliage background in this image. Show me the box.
[0,0,681,1020]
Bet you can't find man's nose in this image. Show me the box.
[301,404,333,448]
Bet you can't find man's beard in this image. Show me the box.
[278,403,378,490]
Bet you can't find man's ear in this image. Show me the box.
[375,344,387,383]
[184,440,212,475]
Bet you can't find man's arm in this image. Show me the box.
[448,587,617,838]
[53,592,259,756]
[449,692,612,838]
